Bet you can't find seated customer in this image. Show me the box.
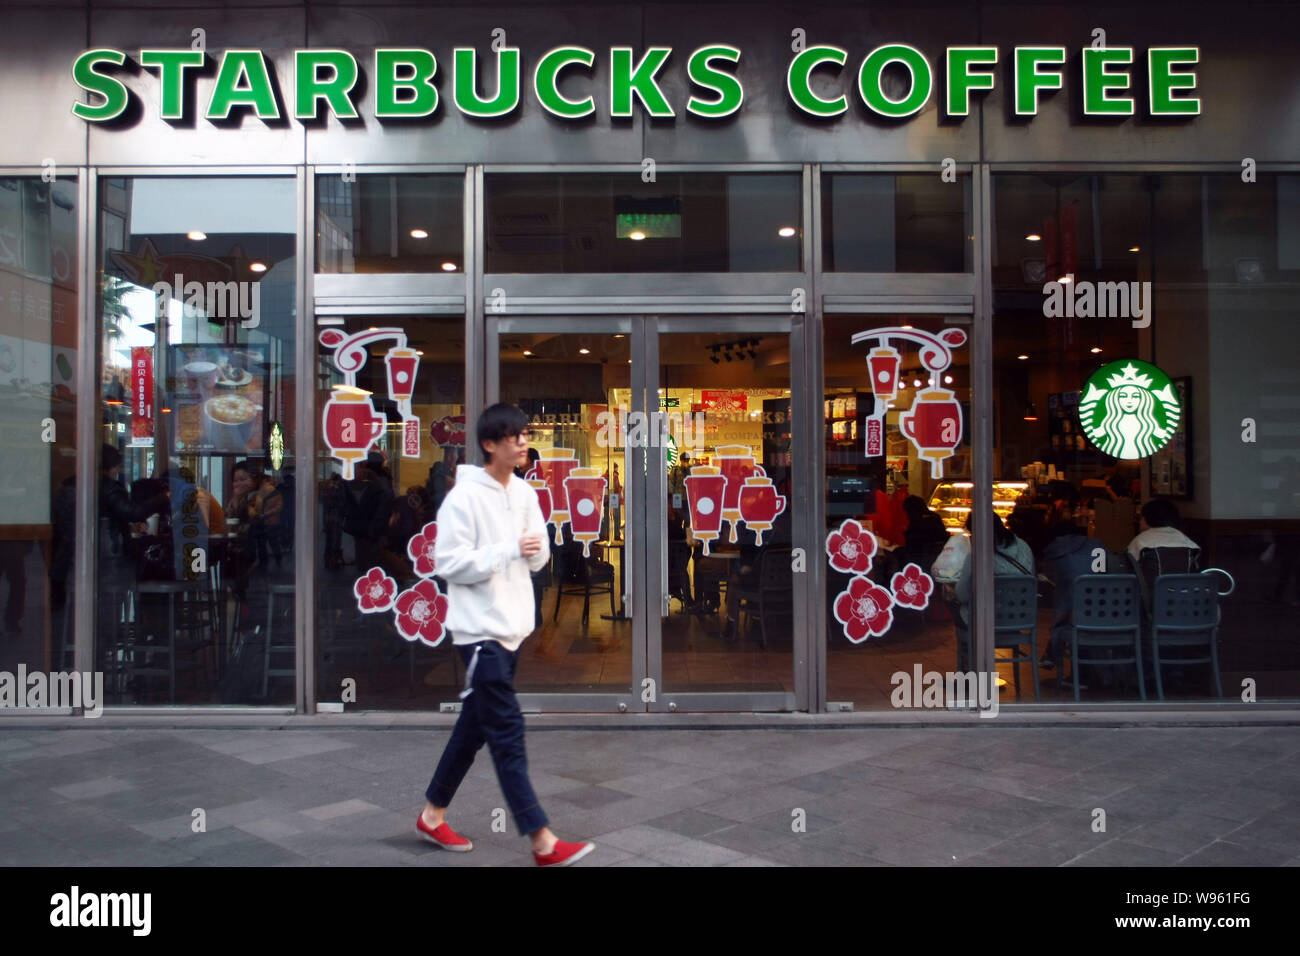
[952,512,1034,670]
[1040,520,1106,670]
[899,495,949,572]
[1126,498,1200,568]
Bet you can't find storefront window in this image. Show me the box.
[0,176,78,680]
[823,314,977,709]
[314,314,466,709]
[823,174,972,272]
[485,172,801,273]
[96,176,297,706]
[316,174,463,274]
[993,172,1300,702]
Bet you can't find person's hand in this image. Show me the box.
[519,533,544,558]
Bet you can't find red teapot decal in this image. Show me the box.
[850,327,966,479]
[319,327,423,476]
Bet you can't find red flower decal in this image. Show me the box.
[406,521,438,578]
[890,562,934,610]
[833,576,894,644]
[394,579,449,647]
[318,329,346,348]
[430,415,466,447]
[825,519,877,575]
[354,567,397,614]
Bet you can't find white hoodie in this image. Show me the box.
[434,464,550,651]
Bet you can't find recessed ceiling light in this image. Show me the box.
[1025,233,1041,242]
[629,230,646,241]
[523,350,533,357]
[943,374,953,384]
[912,378,923,388]
[1129,245,1140,252]
[1090,346,1103,354]
[1057,275,1072,284]
[440,262,457,271]
[250,262,267,273]
[579,347,590,355]
[410,228,429,239]
[778,226,797,238]
[416,350,424,356]
[614,334,624,339]
[1017,354,1029,361]
[187,230,206,241]
[900,324,913,330]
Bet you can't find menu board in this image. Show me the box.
[168,345,267,455]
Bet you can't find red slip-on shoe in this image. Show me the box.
[534,839,595,867]
[416,814,473,852]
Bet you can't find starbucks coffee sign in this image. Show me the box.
[1079,360,1182,460]
[70,43,1201,125]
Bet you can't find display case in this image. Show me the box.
[928,481,1030,534]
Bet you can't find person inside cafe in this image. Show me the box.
[952,511,1034,671]
[898,494,949,573]
[1040,519,1106,674]
[1126,497,1200,568]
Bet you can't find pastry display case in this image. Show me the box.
[928,481,1030,534]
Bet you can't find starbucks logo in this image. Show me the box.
[1079,360,1181,460]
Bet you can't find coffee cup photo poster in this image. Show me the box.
[169,345,266,454]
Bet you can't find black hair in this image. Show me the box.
[101,444,122,473]
[1141,497,1181,529]
[902,495,927,520]
[232,459,262,482]
[1047,520,1084,542]
[1108,474,1131,498]
[476,402,530,463]
[966,509,1016,548]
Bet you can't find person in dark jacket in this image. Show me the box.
[899,495,950,572]
[1041,520,1106,671]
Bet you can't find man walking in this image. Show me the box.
[417,402,595,867]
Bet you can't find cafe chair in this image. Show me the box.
[1135,545,1200,614]
[1068,574,1144,702]
[735,546,794,648]
[667,540,694,611]
[262,581,298,699]
[1148,573,1224,700]
[994,574,1040,701]
[551,540,614,627]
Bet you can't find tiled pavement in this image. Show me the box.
[2,725,1299,866]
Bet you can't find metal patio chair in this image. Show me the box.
[994,574,1040,701]
[1068,574,1144,701]
[1149,573,1224,700]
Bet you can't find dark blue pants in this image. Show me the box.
[425,640,548,836]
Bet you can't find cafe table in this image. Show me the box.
[594,538,631,622]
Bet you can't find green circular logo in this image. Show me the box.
[1079,359,1181,460]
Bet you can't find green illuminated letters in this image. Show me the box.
[453,47,521,117]
[534,47,596,118]
[611,46,675,117]
[1082,47,1134,115]
[787,46,848,117]
[71,49,129,122]
[295,49,359,119]
[686,45,743,117]
[139,49,206,119]
[374,49,438,117]
[1014,46,1066,115]
[859,44,932,117]
[1148,47,1200,115]
[206,50,281,119]
[945,46,997,116]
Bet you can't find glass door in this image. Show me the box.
[491,317,642,711]
[646,317,803,712]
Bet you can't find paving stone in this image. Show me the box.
[1066,839,1186,867]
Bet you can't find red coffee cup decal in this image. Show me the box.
[528,447,579,545]
[319,327,425,469]
[563,467,607,557]
[850,327,966,476]
[738,476,786,546]
[527,478,552,526]
[714,444,763,543]
[684,465,726,555]
[322,391,385,479]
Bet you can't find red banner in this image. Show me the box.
[131,347,154,446]
[403,418,420,458]
[701,390,747,413]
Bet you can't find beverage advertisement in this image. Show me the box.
[168,345,266,454]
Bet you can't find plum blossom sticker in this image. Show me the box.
[825,518,876,575]
[406,520,438,577]
[354,567,397,614]
[833,577,895,644]
[394,579,450,647]
[890,562,935,610]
